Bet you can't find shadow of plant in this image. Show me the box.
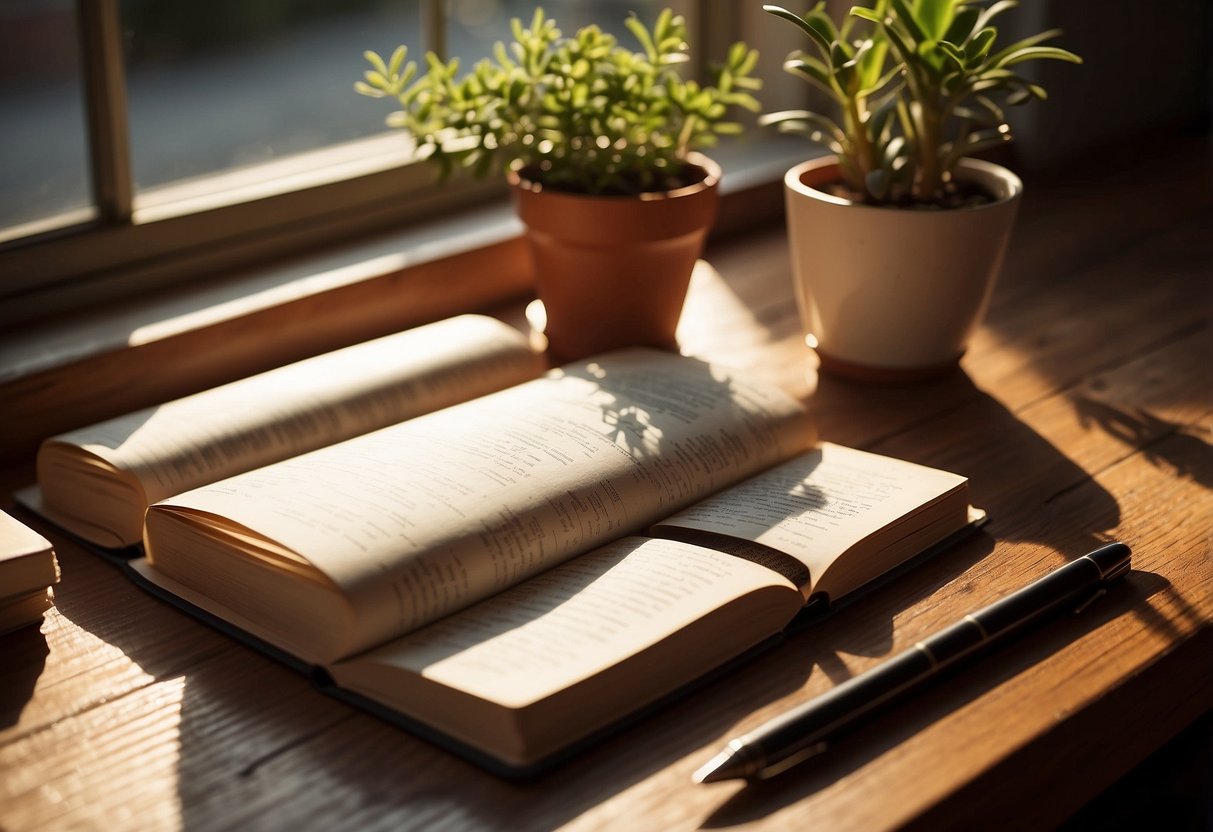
[1072,395,1213,491]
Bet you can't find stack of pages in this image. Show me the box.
[0,509,60,634]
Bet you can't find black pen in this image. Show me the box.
[693,542,1132,783]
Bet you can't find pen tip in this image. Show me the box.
[692,748,743,784]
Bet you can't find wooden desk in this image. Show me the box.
[2,138,1210,830]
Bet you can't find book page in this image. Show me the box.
[0,509,53,561]
[332,536,800,708]
[0,510,59,594]
[651,443,966,598]
[42,315,540,506]
[0,588,54,636]
[152,349,815,654]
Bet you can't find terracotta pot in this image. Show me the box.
[784,156,1023,381]
[509,154,720,363]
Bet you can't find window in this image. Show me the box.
[0,2,798,325]
[121,1,425,193]
[0,1,92,238]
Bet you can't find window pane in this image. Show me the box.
[0,0,92,235]
[120,0,422,192]
[446,0,663,65]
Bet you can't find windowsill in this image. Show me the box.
[0,136,815,463]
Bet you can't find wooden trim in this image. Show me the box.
[689,0,741,67]
[76,0,132,223]
[421,0,446,59]
[0,152,505,326]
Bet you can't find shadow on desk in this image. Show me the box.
[1072,395,1213,493]
[0,625,48,728]
[1059,706,1213,832]
[806,365,1124,556]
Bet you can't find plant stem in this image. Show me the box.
[915,104,941,199]
[902,64,941,201]
[843,94,877,192]
[677,113,696,160]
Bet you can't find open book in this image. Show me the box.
[32,315,542,549]
[134,348,981,773]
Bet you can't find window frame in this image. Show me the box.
[0,0,799,327]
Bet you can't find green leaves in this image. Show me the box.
[356,7,760,195]
[914,0,954,39]
[993,44,1082,68]
[763,4,835,56]
[356,47,414,98]
[767,0,1081,206]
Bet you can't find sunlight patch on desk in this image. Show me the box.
[676,260,768,365]
[81,675,186,830]
[44,606,159,691]
[0,668,185,829]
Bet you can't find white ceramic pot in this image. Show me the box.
[784,156,1023,380]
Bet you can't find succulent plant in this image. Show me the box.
[357,8,760,196]
[762,0,1081,206]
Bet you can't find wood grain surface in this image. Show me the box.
[2,137,1209,831]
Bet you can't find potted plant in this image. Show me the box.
[358,9,760,362]
[763,1,1080,380]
